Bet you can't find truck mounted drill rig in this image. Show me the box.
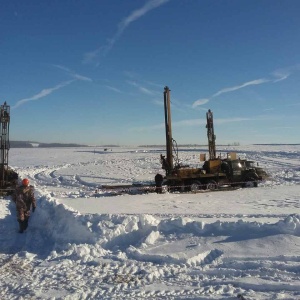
[158,86,267,192]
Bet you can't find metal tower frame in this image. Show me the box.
[0,102,10,188]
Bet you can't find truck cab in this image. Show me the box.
[220,159,259,187]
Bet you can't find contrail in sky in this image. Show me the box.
[211,78,270,98]
[192,98,209,108]
[53,64,93,82]
[126,80,157,95]
[12,80,75,109]
[272,64,300,82]
[192,64,300,108]
[192,78,270,108]
[83,0,170,65]
[105,85,122,93]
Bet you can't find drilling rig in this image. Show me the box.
[158,86,267,192]
[0,102,18,195]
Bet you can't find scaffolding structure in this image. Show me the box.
[0,102,10,188]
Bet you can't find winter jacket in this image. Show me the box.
[13,185,36,221]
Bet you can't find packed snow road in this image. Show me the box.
[1,145,299,299]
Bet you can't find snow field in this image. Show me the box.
[0,145,299,299]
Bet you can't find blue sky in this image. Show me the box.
[1,0,300,146]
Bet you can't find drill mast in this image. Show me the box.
[163,86,174,173]
[206,109,216,160]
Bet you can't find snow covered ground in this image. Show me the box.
[1,145,300,299]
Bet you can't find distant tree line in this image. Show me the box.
[10,141,88,148]
[10,141,34,148]
[139,144,207,148]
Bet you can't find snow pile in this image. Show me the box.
[158,214,300,237]
[277,214,300,235]
[7,195,300,264]
[31,195,95,247]
[3,193,300,299]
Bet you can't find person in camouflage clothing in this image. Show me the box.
[12,178,36,233]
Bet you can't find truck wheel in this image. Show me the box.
[243,178,258,188]
[161,184,169,193]
[206,180,218,190]
[160,180,170,193]
[190,181,202,192]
